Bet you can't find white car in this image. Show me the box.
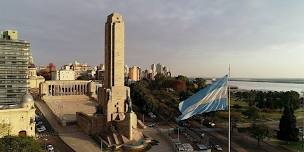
[215,145,223,151]
[209,122,216,127]
[47,144,54,152]
[37,125,46,133]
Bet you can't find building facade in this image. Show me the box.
[51,69,75,80]
[0,30,30,105]
[0,93,36,137]
[70,61,91,79]
[28,64,45,89]
[128,66,141,81]
[39,80,96,100]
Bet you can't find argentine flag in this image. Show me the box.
[177,75,228,121]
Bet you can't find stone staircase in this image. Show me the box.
[105,132,129,147]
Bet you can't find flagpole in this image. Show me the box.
[228,64,231,152]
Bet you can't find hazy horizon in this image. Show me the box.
[1,0,304,78]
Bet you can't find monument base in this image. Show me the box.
[76,112,144,147]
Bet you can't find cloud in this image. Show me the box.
[1,0,304,78]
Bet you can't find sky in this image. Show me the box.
[1,0,304,78]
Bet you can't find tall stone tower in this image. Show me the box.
[104,13,125,88]
[99,12,143,143]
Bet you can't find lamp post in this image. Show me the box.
[177,127,180,142]
[100,139,102,152]
[142,113,145,124]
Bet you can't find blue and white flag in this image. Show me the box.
[177,75,228,121]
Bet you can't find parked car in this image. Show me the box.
[35,115,41,122]
[36,121,43,125]
[214,144,223,151]
[37,125,46,133]
[47,144,54,152]
[203,119,216,128]
[208,122,216,127]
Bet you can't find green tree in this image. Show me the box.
[277,105,299,141]
[0,136,43,152]
[242,106,260,120]
[175,75,189,82]
[194,78,206,89]
[250,124,271,145]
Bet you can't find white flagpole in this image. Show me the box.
[228,64,231,152]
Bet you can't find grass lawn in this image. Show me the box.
[231,99,304,122]
[270,138,304,152]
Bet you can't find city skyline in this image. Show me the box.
[1,0,304,78]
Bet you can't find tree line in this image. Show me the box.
[233,90,301,110]
[130,74,207,120]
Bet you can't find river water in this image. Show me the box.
[229,81,304,95]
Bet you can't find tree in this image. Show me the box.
[250,124,271,145]
[171,80,187,93]
[277,105,299,141]
[242,106,260,120]
[194,78,206,90]
[175,75,189,82]
[0,136,43,152]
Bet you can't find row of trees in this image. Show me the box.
[130,74,207,120]
[233,90,301,110]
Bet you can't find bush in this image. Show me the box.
[0,136,43,152]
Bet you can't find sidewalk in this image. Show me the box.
[35,100,100,152]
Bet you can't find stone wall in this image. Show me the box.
[39,80,96,100]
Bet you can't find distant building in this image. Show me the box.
[156,63,164,74]
[0,30,30,105]
[51,66,75,80]
[70,60,92,79]
[151,64,157,78]
[28,64,45,89]
[128,66,141,81]
[124,65,129,79]
[140,63,171,80]
[141,69,154,80]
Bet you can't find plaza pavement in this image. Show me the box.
[35,99,100,152]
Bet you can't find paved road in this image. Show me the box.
[35,100,101,152]
[216,129,291,152]
[191,127,245,152]
[144,127,174,152]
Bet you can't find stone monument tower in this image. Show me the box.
[98,12,142,143]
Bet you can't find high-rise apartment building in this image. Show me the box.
[128,66,141,81]
[0,30,30,105]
